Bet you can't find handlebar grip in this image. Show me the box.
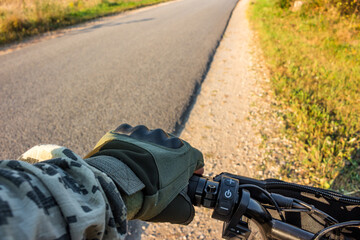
[188,175,211,207]
[188,175,201,205]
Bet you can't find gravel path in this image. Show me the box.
[139,0,286,238]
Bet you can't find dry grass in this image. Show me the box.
[249,0,360,193]
[0,0,101,22]
[0,0,167,44]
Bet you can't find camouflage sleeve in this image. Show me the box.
[0,145,133,240]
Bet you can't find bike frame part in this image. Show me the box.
[188,175,316,240]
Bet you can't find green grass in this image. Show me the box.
[249,0,360,193]
[0,0,169,45]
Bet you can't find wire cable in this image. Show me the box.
[265,206,309,213]
[311,221,360,240]
[238,184,286,222]
[294,199,338,225]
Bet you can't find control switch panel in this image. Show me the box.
[212,176,239,221]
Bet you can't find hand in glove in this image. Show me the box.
[85,124,204,225]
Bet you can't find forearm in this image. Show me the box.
[0,149,133,240]
[0,124,204,239]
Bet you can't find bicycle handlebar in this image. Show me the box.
[187,174,359,240]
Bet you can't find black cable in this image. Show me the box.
[311,221,360,240]
[265,206,309,212]
[238,184,286,222]
[294,199,338,225]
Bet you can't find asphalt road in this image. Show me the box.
[0,0,238,159]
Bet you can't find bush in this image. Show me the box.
[333,0,360,15]
[277,0,293,9]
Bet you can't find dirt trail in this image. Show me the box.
[140,0,282,238]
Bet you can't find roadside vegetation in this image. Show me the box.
[0,0,168,45]
[249,0,360,193]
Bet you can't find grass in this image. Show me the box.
[249,0,360,193]
[0,0,169,45]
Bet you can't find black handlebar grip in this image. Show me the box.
[188,175,200,205]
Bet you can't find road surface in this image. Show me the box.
[0,0,238,159]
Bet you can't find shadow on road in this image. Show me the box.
[70,18,155,35]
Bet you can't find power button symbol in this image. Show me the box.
[224,190,232,199]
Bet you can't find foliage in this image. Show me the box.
[276,0,360,17]
[249,0,360,193]
[0,0,168,45]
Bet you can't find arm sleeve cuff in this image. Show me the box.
[85,155,145,195]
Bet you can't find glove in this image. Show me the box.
[84,124,204,224]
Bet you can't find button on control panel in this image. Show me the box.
[217,200,232,215]
[225,178,236,187]
[224,189,232,199]
[212,175,239,222]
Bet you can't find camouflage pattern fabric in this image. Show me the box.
[0,145,128,240]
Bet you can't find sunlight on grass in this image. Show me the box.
[0,0,169,45]
[249,0,360,193]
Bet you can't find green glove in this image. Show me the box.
[85,124,204,224]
